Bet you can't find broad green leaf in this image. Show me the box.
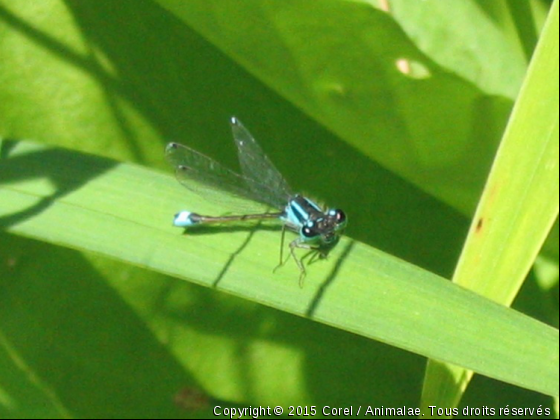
[0,140,558,398]
[390,0,528,97]
[155,0,523,215]
[422,0,560,415]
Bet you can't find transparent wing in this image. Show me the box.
[230,117,293,209]
[165,142,272,212]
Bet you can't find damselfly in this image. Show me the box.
[166,117,347,286]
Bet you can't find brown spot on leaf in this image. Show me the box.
[476,218,484,233]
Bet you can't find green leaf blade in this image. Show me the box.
[1,140,558,397]
[422,0,560,414]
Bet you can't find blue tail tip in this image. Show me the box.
[173,211,197,227]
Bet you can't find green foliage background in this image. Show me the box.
[0,0,558,418]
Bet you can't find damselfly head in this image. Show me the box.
[300,208,347,246]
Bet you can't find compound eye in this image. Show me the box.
[302,223,318,238]
[329,209,347,225]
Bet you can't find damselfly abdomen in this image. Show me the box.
[166,117,347,286]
